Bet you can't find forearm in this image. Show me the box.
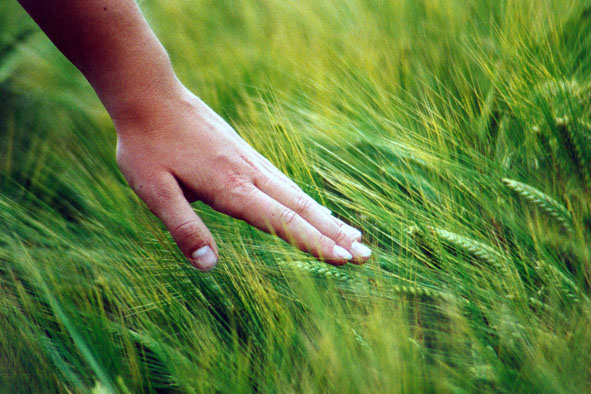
[18,0,181,122]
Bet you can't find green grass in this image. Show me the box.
[2,0,591,392]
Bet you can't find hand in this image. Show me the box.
[114,85,372,271]
[16,0,371,271]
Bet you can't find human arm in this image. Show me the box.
[17,0,372,270]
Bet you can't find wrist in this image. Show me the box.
[107,73,185,129]
[103,72,193,138]
[97,59,182,122]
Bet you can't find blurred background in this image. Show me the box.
[2,0,591,392]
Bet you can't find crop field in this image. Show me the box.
[2,0,591,392]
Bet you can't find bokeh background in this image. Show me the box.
[2,0,591,392]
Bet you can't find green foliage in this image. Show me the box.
[2,0,591,393]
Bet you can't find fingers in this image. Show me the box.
[136,174,218,271]
[255,173,371,263]
[254,152,334,209]
[230,184,353,265]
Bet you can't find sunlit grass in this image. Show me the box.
[2,0,591,392]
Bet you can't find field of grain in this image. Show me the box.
[2,1,591,392]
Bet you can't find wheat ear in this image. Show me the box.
[428,226,504,268]
[555,117,591,190]
[501,178,573,232]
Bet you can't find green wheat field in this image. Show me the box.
[2,0,591,392]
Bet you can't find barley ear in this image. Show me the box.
[555,117,591,190]
[501,178,573,232]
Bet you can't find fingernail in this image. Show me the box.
[333,245,353,260]
[350,228,363,240]
[351,241,372,258]
[191,246,217,271]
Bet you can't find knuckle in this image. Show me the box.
[238,153,260,172]
[213,180,256,217]
[293,194,313,214]
[256,173,273,190]
[224,170,253,196]
[229,183,256,208]
[130,178,171,213]
[278,206,298,227]
[171,221,203,244]
[233,181,255,198]
[333,221,349,242]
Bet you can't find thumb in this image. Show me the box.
[139,174,218,271]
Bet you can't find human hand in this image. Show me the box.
[16,0,371,271]
[114,85,372,271]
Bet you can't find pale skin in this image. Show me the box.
[17,0,372,271]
